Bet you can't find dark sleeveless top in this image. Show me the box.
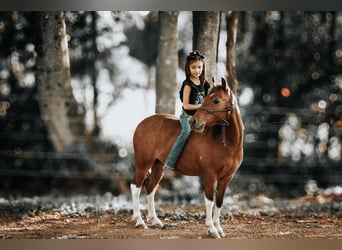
[179,79,210,116]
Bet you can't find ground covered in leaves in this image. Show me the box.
[0,189,341,239]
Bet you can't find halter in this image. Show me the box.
[199,90,234,146]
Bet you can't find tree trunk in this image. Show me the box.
[90,12,101,136]
[226,11,240,95]
[155,11,179,114]
[32,12,115,165]
[33,11,81,152]
[192,11,220,82]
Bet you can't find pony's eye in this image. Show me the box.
[213,99,220,104]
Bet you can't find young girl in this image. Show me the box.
[164,50,210,170]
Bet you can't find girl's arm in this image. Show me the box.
[182,85,201,111]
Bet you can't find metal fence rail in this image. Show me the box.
[0,105,340,196]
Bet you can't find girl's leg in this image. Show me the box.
[164,112,191,170]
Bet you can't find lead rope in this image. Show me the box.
[221,122,229,147]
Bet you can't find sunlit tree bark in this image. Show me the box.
[226,11,240,95]
[33,11,79,152]
[32,12,114,165]
[193,11,220,82]
[90,11,101,136]
[156,11,179,114]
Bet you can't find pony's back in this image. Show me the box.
[133,114,181,168]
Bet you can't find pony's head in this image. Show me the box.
[190,77,234,133]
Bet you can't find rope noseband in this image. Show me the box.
[199,90,234,146]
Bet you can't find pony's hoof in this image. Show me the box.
[208,230,221,239]
[151,224,165,230]
[147,217,164,228]
[135,223,148,229]
[152,221,164,229]
[218,231,225,238]
[216,227,225,238]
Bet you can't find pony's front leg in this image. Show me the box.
[213,205,225,238]
[130,183,148,229]
[146,185,163,228]
[204,196,220,239]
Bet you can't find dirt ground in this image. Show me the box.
[0,204,341,239]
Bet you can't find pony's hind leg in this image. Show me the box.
[130,183,148,229]
[145,161,164,228]
[130,161,152,229]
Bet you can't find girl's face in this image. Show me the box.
[189,60,204,79]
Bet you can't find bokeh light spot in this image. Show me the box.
[280,87,291,98]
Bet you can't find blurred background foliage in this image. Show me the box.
[0,11,341,197]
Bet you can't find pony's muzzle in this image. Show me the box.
[189,117,206,133]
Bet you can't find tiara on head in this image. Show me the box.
[187,50,205,60]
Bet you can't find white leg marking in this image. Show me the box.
[147,185,163,227]
[213,205,225,237]
[205,196,220,238]
[205,196,213,225]
[130,183,147,229]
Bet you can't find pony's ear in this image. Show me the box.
[221,77,227,90]
[212,77,216,86]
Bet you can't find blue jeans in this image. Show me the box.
[164,111,191,170]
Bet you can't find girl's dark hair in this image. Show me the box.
[185,50,206,87]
